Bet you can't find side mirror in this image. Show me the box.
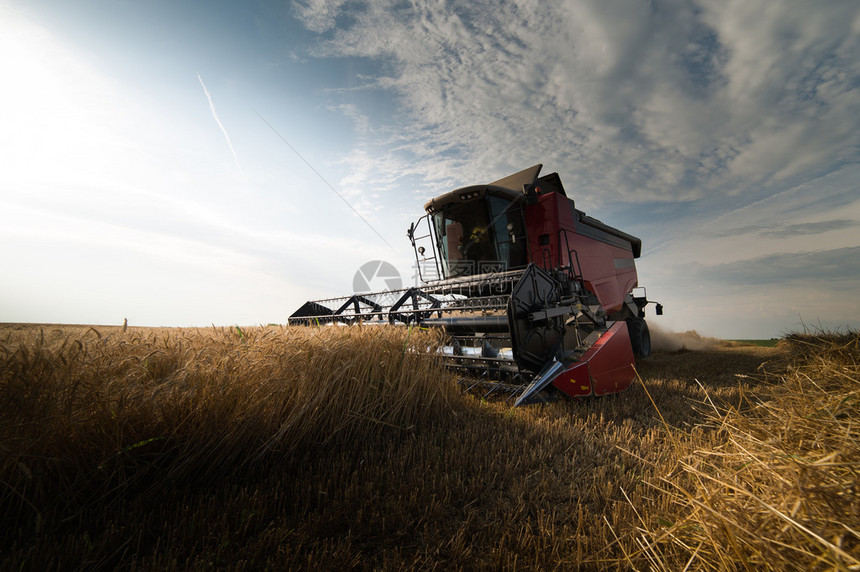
[656,304,663,316]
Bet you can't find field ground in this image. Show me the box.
[1,323,857,570]
[727,339,781,347]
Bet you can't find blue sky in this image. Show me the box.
[1,0,859,338]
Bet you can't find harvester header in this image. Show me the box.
[290,165,662,405]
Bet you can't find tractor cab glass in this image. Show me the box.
[432,193,526,278]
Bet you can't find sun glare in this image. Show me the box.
[1,7,136,191]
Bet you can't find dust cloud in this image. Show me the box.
[648,323,721,352]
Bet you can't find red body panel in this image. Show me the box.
[523,192,637,313]
[524,192,577,270]
[573,240,638,314]
[551,322,636,398]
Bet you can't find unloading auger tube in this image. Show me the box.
[289,164,663,405]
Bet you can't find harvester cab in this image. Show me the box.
[290,165,662,405]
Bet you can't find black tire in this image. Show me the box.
[627,317,651,358]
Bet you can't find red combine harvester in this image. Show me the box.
[289,165,662,405]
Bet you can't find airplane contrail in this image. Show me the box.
[196,73,241,169]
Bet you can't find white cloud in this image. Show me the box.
[292,0,352,33]
[293,0,860,206]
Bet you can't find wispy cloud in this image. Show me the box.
[716,219,860,239]
[692,246,860,288]
[196,73,241,169]
[760,220,860,239]
[293,0,860,206]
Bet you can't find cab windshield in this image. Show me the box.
[432,195,526,278]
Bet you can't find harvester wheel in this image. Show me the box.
[627,317,651,358]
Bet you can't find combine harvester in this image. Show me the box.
[289,165,662,405]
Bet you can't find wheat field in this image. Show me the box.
[1,323,857,570]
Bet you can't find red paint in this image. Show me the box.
[523,191,637,313]
[552,322,636,399]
